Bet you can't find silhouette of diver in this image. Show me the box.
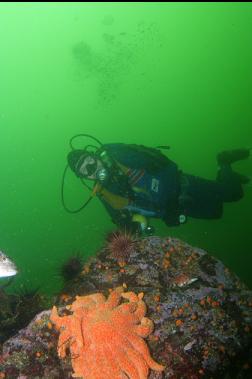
[67,144,250,235]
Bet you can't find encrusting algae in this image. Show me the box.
[50,287,165,378]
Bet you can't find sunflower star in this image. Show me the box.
[50,287,165,379]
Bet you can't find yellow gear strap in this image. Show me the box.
[93,182,129,210]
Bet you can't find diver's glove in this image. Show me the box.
[131,214,155,237]
[144,224,155,236]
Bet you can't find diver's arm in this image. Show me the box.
[100,198,154,235]
[99,198,151,234]
[99,198,133,230]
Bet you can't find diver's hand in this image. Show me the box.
[144,225,155,236]
[129,222,155,237]
[128,221,143,235]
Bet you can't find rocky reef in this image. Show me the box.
[0,235,252,378]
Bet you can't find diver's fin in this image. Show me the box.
[217,148,250,166]
[233,172,251,185]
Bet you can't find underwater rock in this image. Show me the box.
[0,236,252,378]
[0,287,46,344]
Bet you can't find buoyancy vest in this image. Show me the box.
[95,144,180,218]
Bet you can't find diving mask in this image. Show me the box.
[68,149,110,182]
[78,156,98,178]
[67,150,98,178]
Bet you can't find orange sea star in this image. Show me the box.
[50,287,165,379]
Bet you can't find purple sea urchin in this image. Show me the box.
[106,230,136,263]
[59,252,84,282]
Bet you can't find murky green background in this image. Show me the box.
[0,2,251,295]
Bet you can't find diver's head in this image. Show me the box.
[67,150,103,180]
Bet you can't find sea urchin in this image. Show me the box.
[59,253,84,282]
[106,230,136,263]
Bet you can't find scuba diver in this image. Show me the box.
[63,135,250,235]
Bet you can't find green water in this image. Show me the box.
[0,2,251,295]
